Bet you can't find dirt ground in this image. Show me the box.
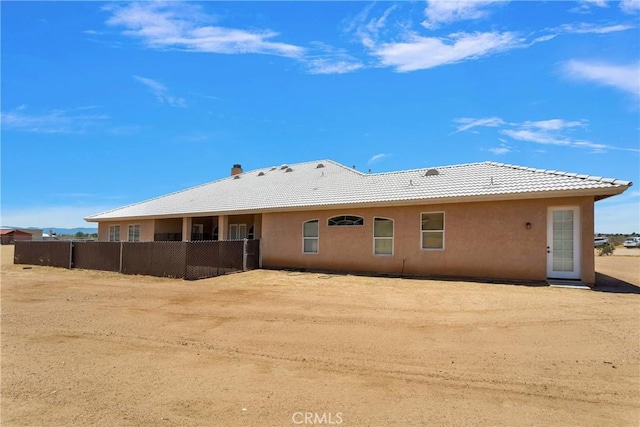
[1,245,639,426]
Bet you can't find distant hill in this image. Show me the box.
[2,226,98,235]
[44,227,98,236]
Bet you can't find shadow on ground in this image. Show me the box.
[593,272,640,294]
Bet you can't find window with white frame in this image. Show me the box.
[128,224,141,242]
[303,220,319,253]
[328,215,364,226]
[374,218,393,255]
[109,225,120,242]
[421,212,444,249]
[229,224,247,240]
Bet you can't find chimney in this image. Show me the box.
[231,164,243,176]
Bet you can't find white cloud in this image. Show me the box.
[133,76,186,107]
[453,117,505,133]
[562,60,640,96]
[347,4,531,72]
[521,119,586,131]
[368,153,391,165]
[620,0,640,14]
[348,3,631,74]
[488,143,513,155]
[557,22,636,34]
[105,2,304,58]
[422,0,505,29]
[572,140,610,152]
[0,106,109,134]
[532,34,558,43]
[373,31,521,72]
[455,116,639,153]
[359,4,399,49]
[107,2,364,75]
[501,129,570,146]
[304,42,364,75]
[306,59,364,75]
[582,0,609,7]
[500,124,640,153]
[569,0,609,14]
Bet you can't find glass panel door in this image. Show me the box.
[547,207,581,279]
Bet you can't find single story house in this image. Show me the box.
[22,228,43,241]
[0,228,33,245]
[85,160,632,284]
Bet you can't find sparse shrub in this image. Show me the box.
[598,243,615,256]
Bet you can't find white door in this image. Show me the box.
[229,224,247,240]
[547,207,581,279]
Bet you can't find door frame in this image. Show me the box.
[547,206,581,280]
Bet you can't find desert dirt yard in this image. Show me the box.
[1,245,639,426]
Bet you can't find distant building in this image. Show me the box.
[0,229,33,245]
[16,228,43,241]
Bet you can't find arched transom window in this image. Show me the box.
[327,215,364,227]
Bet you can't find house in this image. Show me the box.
[17,228,43,241]
[0,228,33,245]
[85,160,632,284]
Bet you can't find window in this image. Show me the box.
[327,215,364,226]
[191,223,204,241]
[374,218,393,255]
[421,212,444,249]
[128,224,141,242]
[229,224,247,240]
[213,226,219,241]
[303,220,319,253]
[248,225,254,240]
[109,225,120,242]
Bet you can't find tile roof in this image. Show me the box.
[0,228,32,235]
[85,160,632,221]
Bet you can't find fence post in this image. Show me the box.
[259,239,263,268]
[183,241,188,280]
[119,241,123,273]
[243,238,248,271]
[69,242,74,269]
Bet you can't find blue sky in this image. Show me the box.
[2,1,639,232]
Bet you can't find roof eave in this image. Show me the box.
[84,186,630,222]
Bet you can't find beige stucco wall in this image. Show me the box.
[261,196,595,283]
[97,214,264,241]
[97,219,155,242]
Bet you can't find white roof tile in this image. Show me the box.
[86,159,632,221]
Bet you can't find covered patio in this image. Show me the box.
[153,214,261,242]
